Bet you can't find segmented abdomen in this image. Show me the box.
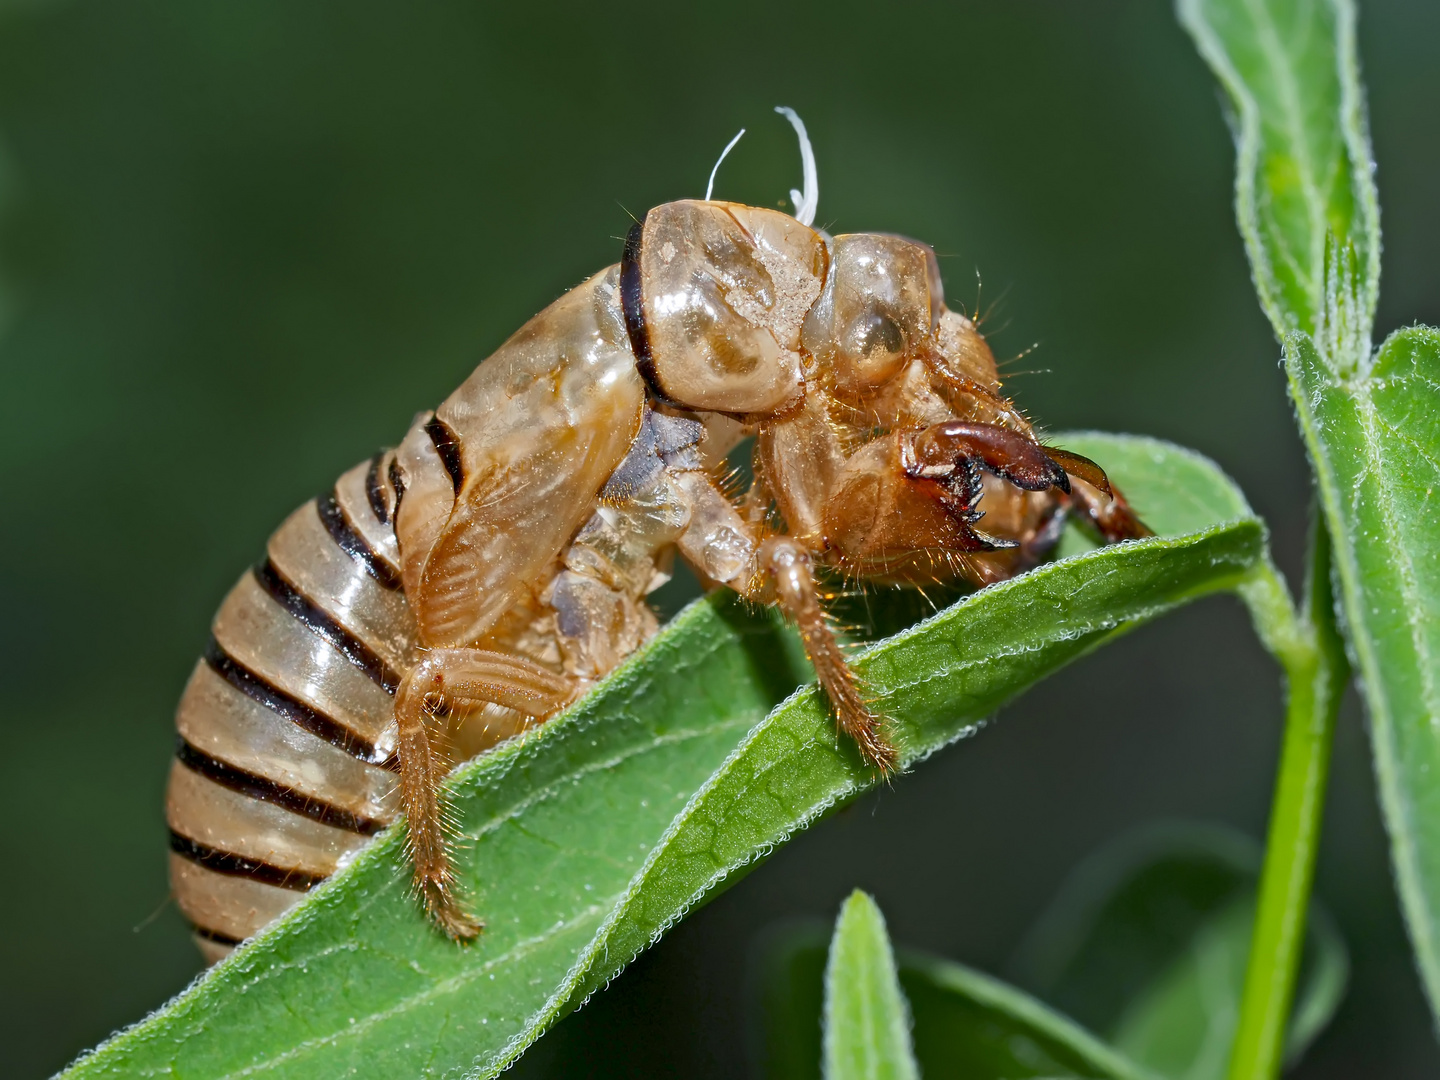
[167,453,414,963]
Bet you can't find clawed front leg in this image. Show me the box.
[393,649,577,940]
[900,422,1150,546]
[902,421,1071,495]
[892,422,1070,554]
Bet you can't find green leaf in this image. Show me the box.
[63,434,1266,1079]
[1286,327,1440,1012]
[1176,0,1379,344]
[1010,823,1347,1080]
[759,924,1147,1079]
[823,892,919,1080]
[1182,0,1440,1024]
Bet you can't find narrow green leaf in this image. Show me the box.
[823,892,919,1080]
[1177,0,1379,343]
[64,435,1266,1079]
[1286,326,1440,1012]
[1011,823,1347,1080]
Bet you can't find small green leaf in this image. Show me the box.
[1177,0,1379,343]
[63,435,1266,1079]
[1010,823,1348,1080]
[823,892,919,1080]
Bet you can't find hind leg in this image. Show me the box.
[393,649,576,939]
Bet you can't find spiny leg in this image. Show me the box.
[394,649,577,940]
[757,535,898,773]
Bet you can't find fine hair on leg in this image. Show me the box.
[393,649,577,940]
[758,535,898,772]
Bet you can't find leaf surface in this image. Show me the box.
[1287,327,1440,1009]
[64,434,1265,1079]
[823,892,919,1080]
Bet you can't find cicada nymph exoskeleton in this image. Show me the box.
[166,110,1149,961]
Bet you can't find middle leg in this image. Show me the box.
[672,470,898,773]
[758,535,897,772]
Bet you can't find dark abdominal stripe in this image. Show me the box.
[168,830,326,892]
[252,559,401,692]
[424,415,465,495]
[170,463,412,949]
[316,492,403,591]
[203,640,398,769]
[175,736,388,836]
[365,452,391,524]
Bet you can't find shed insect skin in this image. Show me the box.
[166,174,1149,962]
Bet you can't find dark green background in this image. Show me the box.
[1,1,1436,1076]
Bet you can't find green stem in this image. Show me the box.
[1229,513,1349,1080]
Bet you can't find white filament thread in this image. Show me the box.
[774,106,817,226]
[704,128,746,202]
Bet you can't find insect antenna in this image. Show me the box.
[705,128,747,202]
[774,106,818,226]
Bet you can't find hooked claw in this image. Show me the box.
[902,421,1071,494]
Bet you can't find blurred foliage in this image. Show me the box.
[765,825,1346,1079]
[1011,823,1347,1078]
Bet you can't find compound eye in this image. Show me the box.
[845,303,908,366]
[803,233,935,399]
